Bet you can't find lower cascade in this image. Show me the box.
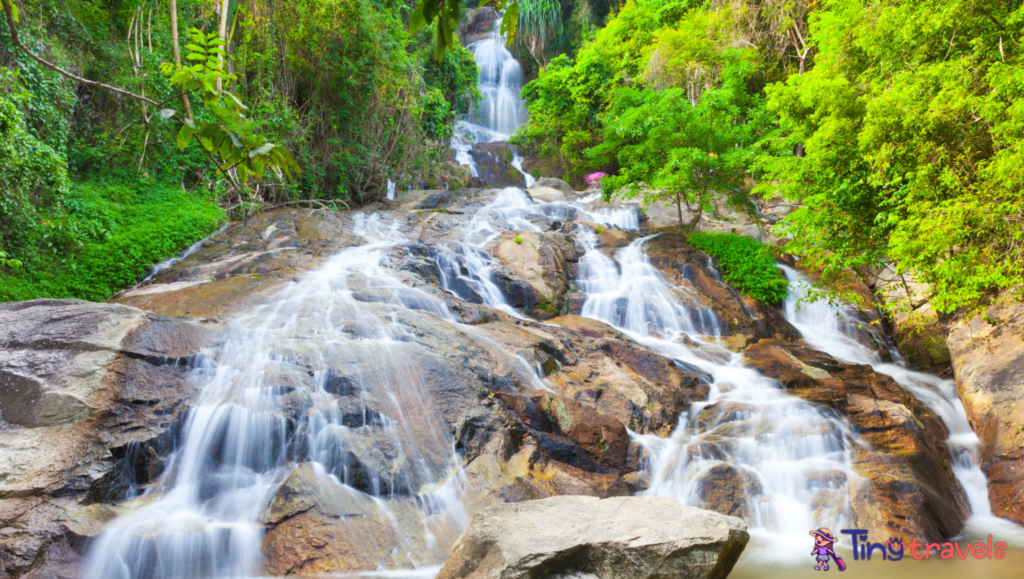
[2,186,1021,578]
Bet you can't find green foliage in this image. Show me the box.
[513,0,746,184]
[160,28,300,187]
[411,0,519,61]
[514,234,524,244]
[755,0,1024,314]
[0,180,224,302]
[688,231,788,303]
[0,67,73,260]
[590,50,769,226]
[422,41,480,141]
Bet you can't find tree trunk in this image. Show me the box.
[686,206,703,230]
[217,0,230,92]
[675,192,684,230]
[170,0,194,119]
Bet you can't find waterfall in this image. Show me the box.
[572,231,857,562]
[452,13,535,187]
[779,266,1024,545]
[80,188,1021,578]
[85,215,480,579]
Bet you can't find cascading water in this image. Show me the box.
[779,266,1024,545]
[81,187,1022,578]
[572,230,857,561]
[452,13,535,187]
[84,214,551,578]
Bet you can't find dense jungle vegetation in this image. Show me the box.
[510,0,1024,316]
[2,0,1022,319]
[0,0,480,301]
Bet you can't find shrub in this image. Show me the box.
[688,231,788,304]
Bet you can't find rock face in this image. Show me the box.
[741,338,969,540]
[468,142,527,188]
[435,496,749,579]
[865,269,950,369]
[946,295,1024,524]
[0,300,212,577]
[485,231,580,319]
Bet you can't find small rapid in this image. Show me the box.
[780,266,1024,545]
[572,230,857,561]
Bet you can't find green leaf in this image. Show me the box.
[249,143,275,158]
[409,0,428,34]
[176,124,195,149]
[500,3,519,43]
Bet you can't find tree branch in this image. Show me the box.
[1,0,158,106]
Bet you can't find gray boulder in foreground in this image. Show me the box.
[436,496,749,579]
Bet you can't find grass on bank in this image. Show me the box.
[0,180,225,303]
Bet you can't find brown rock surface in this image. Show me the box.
[485,231,579,319]
[741,338,969,540]
[0,300,212,576]
[946,294,1024,524]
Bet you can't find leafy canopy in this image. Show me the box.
[755,0,1024,314]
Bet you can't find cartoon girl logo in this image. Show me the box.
[810,528,846,571]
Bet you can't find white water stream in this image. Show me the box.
[573,231,856,561]
[84,214,538,578]
[780,266,1024,545]
[451,13,535,187]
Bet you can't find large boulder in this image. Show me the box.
[534,177,576,198]
[946,294,1024,524]
[485,231,581,319]
[435,496,749,579]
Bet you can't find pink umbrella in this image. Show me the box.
[584,172,608,186]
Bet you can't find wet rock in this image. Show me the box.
[692,464,764,520]
[468,142,526,188]
[494,391,632,473]
[526,186,565,203]
[0,300,206,576]
[643,232,766,339]
[742,337,970,541]
[435,496,749,579]
[260,464,402,575]
[946,294,1024,524]
[742,339,840,388]
[112,209,372,318]
[534,177,576,198]
[460,6,499,44]
[867,268,949,368]
[485,231,578,319]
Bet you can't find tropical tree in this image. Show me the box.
[591,50,769,228]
